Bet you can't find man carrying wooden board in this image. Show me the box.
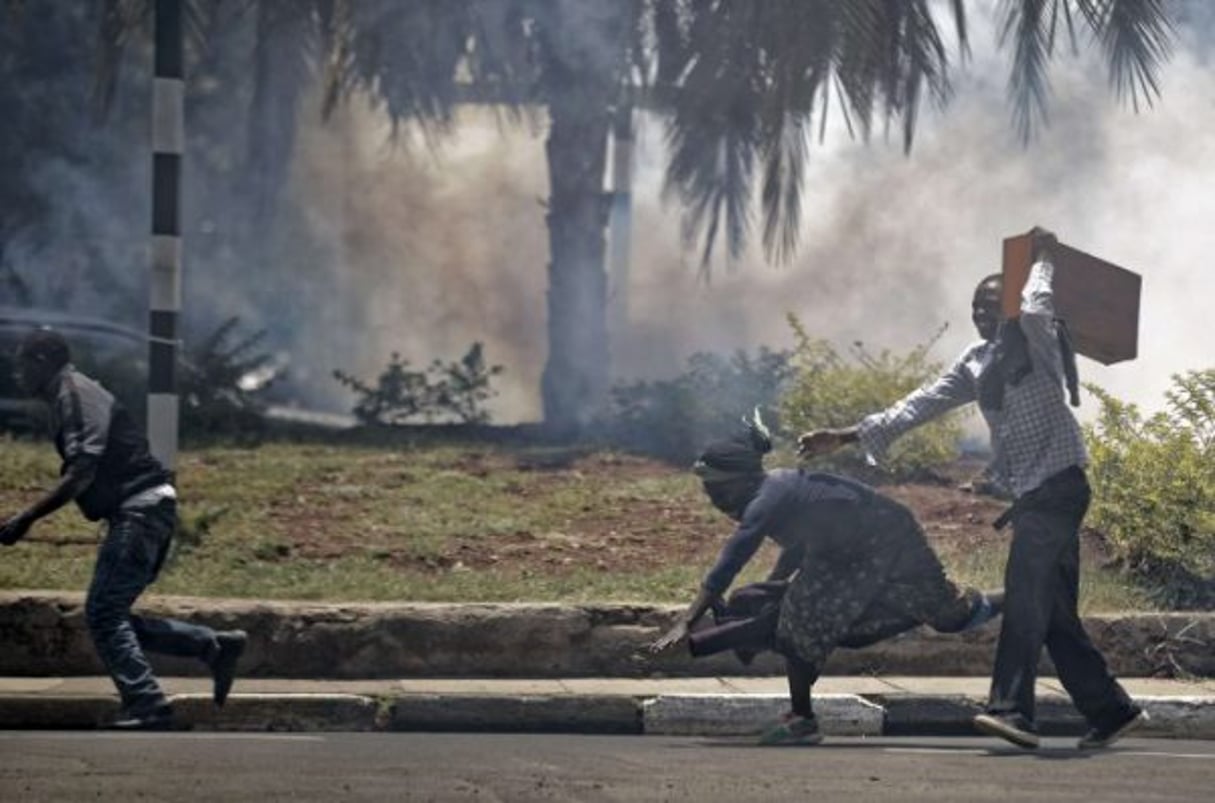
[796,227,1146,750]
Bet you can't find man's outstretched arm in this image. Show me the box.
[0,460,96,545]
[799,355,977,462]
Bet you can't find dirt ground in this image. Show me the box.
[292,449,1114,578]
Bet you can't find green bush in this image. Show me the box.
[1084,371,1215,609]
[334,342,504,426]
[779,314,963,482]
[602,348,794,465]
[180,317,277,441]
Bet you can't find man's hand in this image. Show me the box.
[0,514,33,546]
[797,428,856,459]
[1028,225,1058,260]
[647,620,690,654]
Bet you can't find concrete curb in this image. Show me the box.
[643,694,883,736]
[389,694,641,734]
[4,592,1213,678]
[2,692,1211,739]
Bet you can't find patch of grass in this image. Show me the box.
[0,436,1158,610]
[937,540,1153,615]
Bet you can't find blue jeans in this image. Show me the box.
[85,499,218,713]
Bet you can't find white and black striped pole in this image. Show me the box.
[148,0,183,468]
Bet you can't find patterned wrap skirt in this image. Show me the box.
[775,499,979,668]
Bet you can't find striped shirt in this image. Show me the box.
[857,262,1087,498]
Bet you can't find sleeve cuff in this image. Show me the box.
[856,415,890,464]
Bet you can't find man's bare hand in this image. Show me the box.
[797,429,853,459]
[647,620,690,654]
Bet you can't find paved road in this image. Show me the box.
[0,732,1211,802]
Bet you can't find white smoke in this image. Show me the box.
[14,6,1208,427]
[304,8,1212,423]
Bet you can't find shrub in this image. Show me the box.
[602,348,794,465]
[334,342,503,426]
[1084,371,1215,609]
[779,314,963,482]
[180,317,277,440]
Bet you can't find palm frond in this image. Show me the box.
[660,0,761,274]
[949,0,970,59]
[999,0,1052,144]
[659,0,966,269]
[999,0,1174,142]
[888,0,952,151]
[330,0,476,141]
[1092,0,1173,112]
[758,111,806,266]
[91,0,217,122]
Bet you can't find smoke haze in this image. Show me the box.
[302,6,1212,422]
[5,4,1211,425]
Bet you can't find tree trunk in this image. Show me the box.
[539,3,628,435]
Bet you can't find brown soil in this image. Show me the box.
[263,449,1113,577]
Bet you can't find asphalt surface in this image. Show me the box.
[0,732,1211,802]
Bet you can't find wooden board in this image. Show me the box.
[1001,232,1141,365]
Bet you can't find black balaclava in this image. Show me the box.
[694,409,773,520]
[15,327,70,398]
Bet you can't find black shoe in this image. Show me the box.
[209,630,247,707]
[973,712,1040,749]
[109,703,176,731]
[1078,707,1148,749]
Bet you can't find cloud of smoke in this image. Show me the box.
[7,5,1210,428]
[613,6,1215,422]
[266,5,1212,424]
[279,101,551,417]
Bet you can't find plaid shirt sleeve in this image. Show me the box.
[993,258,1088,495]
[857,350,978,463]
[1018,260,1064,382]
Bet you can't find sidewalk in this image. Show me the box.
[3,676,1213,738]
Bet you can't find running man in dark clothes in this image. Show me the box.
[0,329,246,730]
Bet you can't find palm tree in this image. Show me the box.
[319,0,642,435]
[84,0,1175,434]
[657,0,1175,269]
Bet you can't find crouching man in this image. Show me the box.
[648,413,1001,745]
[0,329,245,729]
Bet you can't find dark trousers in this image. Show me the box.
[987,467,1134,729]
[85,500,218,713]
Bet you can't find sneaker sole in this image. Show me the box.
[1078,710,1149,750]
[974,714,1040,749]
